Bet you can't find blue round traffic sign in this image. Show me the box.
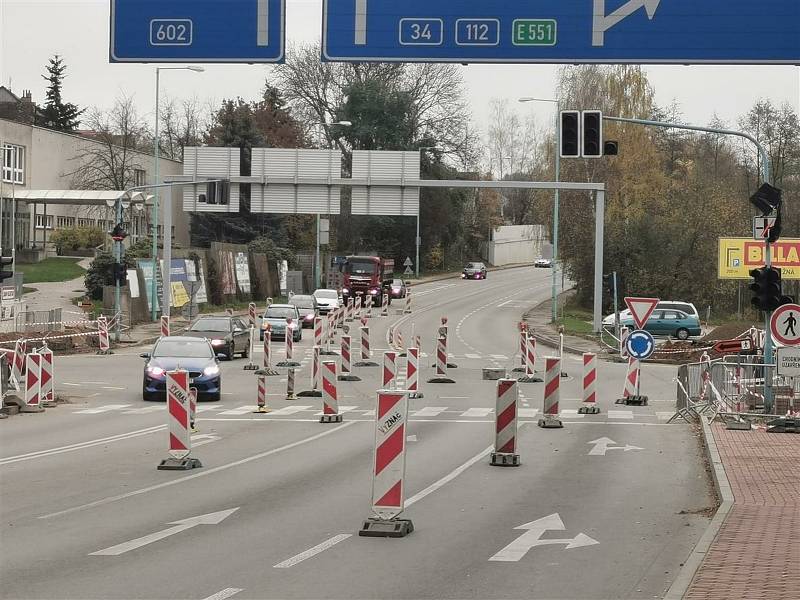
[625,329,655,360]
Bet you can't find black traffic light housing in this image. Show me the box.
[559,111,580,158]
[113,262,127,287]
[110,223,128,242]
[749,266,792,311]
[750,182,782,216]
[0,255,13,284]
[582,110,602,158]
[201,180,230,205]
[603,140,619,156]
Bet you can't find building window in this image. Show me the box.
[56,216,76,228]
[77,218,95,228]
[2,144,25,184]
[35,214,54,229]
[134,168,146,187]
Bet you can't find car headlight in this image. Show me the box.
[146,365,165,377]
[210,338,226,346]
[342,288,349,294]
[304,314,314,321]
[203,364,220,377]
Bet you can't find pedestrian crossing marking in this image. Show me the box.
[461,407,493,417]
[74,404,132,414]
[411,406,447,417]
[218,405,259,415]
[608,410,634,419]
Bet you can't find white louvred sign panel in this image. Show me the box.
[351,151,420,216]
[182,147,240,213]
[251,148,342,215]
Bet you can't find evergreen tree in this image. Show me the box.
[37,55,84,132]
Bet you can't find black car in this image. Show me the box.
[288,294,319,328]
[462,262,487,280]
[141,336,223,402]
[183,315,250,360]
[389,278,407,299]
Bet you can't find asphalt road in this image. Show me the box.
[0,266,713,600]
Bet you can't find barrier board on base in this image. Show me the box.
[158,369,202,470]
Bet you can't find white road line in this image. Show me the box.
[73,404,132,414]
[122,406,165,414]
[80,381,109,385]
[608,410,634,419]
[313,406,358,416]
[489,354,509,360]
[218,405,258,416]
[202,588,244,600]
[61,382,81,387]
[268,405,313,416]
[411,407,447,417]
[461,407,493,418]
[38,421,358,520]
[439,396,468,400]
[0,425,165,465]
[559,410,584,419]
[465,353,482,359]
[656,411,674,420]
[102,386,126,391]
[196,405,226,413]
[519,408,540,418]
[273,534,352,568]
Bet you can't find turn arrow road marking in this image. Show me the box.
[90,508,239,556]
[489,513,599,562]
[587,437,644,456]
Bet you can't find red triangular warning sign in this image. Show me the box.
[624,297,660,330]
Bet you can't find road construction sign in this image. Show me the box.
[624,297,659,330]
[770,303,800,346]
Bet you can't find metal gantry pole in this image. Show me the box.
[151,67,161,321]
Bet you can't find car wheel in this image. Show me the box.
[676,328,690,341]
[227,342,235,360]
[208,391,221,402]
[241,342,249,358]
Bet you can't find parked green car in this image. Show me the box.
[621,309,701,340]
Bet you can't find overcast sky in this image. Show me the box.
[1,0,798,143]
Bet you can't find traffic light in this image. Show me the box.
[203,180,230,205]
[0,255,13,284]
[559,111,580,158]
[582,110,602,157]
[604,140,619,156]
[113,262,128,287]
[749,182,782,216]
[749,266,792,311]
[110,223,128,242]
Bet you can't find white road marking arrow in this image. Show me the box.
[592,0,662,46]
[587,437,644,456]
[488,513,599,562]
[89,507,239,556]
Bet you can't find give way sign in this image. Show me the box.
[624,297,660,330]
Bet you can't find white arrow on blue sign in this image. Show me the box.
[111,0,286,63]
[322,0,799,64]
[625,329,655,360]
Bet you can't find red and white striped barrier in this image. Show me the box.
[259,330,278,376]
[354,296,362,320]
[319,360,342,423]
[513,322,528,373]
[403,286,412,314]
[286,368,297,400]
[579,353,600,414]
[359,390,413,537]
[414,335,421,351]
[381,294,389,317]
[39,346,55,407]
[11,339,26,389]
[619,357,641,403]
[346,298,354,322]
[160,315,170,338]
[297,345,323,398]
[406,347,422,398]
[327,312,336,350]
[365,294,373,319]
[97,316,111,354]
[314,316,323,348]
[255,375,269,413]
[157,369,202,470]
[491,378,520,466]
[337,305,345,329]
[538,357,563,428]
[189,387,197,431]
[22,353,44,413]
[518,332,541,383]
[248,302,257,327]
[354,325,378,367]
[383,351,397,389]
[338,335,361,381]
[428,331,455,383]
[276,318,300,367]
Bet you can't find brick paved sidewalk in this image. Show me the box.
[685,424,800,599]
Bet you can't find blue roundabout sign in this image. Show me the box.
[625,329,655,360]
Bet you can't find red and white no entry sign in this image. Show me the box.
[770,303,800,346]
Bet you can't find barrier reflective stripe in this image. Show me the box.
[544,357,561,416]
[98,317,110,352]
[189,387,197,430]
[583,353,597,404]
[327,312,335,347]
[414,335,421,351]
[40,347,54,403]
[622,357,640,399]
[314,317,323,348]
[160,315,170,338]
[256,376,266,411]
[381,294,389,316]
[346,298,354,322]
[286,368,296,400]
[12,339,26,386]
[166,369,191,460]
[25,353,42,408]
[495,378,518,454]
[395,330,404,352]
[322,361,339,416]
[371,390,409,520]
[354,296,362,320]
[285,319,294,360]
[263,331,272,369]
[312,346,321,390]
[248,302,257,327]
[436,335,447,376]
[519,324,528,368]
[383,351,397,389]
[404,287,412,314]
[406,347,419,393]
[360,326,371,360]
[365,294,373,318]
[341,336,352,373]
[525,333,536,376]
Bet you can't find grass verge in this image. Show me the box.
[17,258,85,283]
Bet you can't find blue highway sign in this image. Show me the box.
[111,0,285,63]
[322,0,800,64]
[625,330,656,361]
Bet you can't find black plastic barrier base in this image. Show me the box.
[490,452,521,467]
[320,414,343,423]
[578,405,601,414]
[359,518,414,538]
[157,457,203,471]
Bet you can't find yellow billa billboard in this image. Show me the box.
[719,238,800,279]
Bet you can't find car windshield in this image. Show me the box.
[345,260,377,275]
[314,290,338,299]
[153,339,213,358]
[290,296,315,309]
[265,307,296,319]
[189,318,230,332]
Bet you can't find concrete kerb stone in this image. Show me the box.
[663,417,734,600]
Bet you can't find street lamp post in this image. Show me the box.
[315,120,351,290]
[152,65,204,321]
[519,97,560,322]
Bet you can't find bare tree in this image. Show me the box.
[67,95,151,190]
[159,95,210,161]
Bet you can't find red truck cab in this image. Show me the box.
[341,255,393,307]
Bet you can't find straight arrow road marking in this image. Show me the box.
[489,513,599,562]
[587,437,644,456]
[90,508,239,556]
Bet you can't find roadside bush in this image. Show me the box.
[84,251,115,300]
[50,226,105,252]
